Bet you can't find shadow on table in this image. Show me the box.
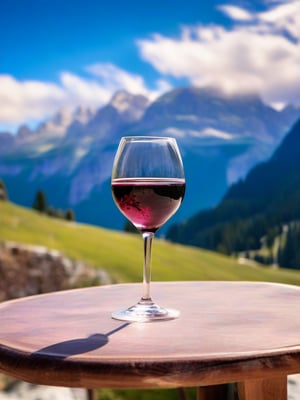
[33,322,130,359]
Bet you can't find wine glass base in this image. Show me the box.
[112,301,180,322]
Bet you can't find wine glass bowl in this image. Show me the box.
[111,136,185,322]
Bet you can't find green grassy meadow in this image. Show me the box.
[1,200,300,286]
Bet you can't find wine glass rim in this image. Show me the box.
[121,136,177,142]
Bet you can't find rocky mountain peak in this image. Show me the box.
[110,90,150,121]
[36,108,74,136]
[73,105,95,124]
[16,124,33,140]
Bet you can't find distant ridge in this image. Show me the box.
[166,117,300,259]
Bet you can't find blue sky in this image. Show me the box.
[1,0,300,132]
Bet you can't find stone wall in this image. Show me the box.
[0,241,111,301]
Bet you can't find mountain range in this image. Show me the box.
[1,86,300,232]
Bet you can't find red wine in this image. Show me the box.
[112,178,185,232]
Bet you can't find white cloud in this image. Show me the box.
[0,75,65,124]
[137,0,300,107]
[259,0,300,41]
[86,62,169,100]
[218,5,254,21]
[60,72,112,105]
[86,63,147,95]
[0,65,167,132]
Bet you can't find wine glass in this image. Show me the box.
[111,136,185,322]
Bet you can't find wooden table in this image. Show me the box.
[0,281,299,400]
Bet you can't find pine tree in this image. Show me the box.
[278,222,300,269]
[33,190,47,213]
[0,179,8,201]
[65,209,75,221]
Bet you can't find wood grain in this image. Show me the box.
[237,376,287,400]
[0,281,299,390]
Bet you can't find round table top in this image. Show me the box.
[0,281,299,389]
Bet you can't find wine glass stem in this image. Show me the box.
[141,231,154,302]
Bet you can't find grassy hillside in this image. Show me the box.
[1,201,300,286]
